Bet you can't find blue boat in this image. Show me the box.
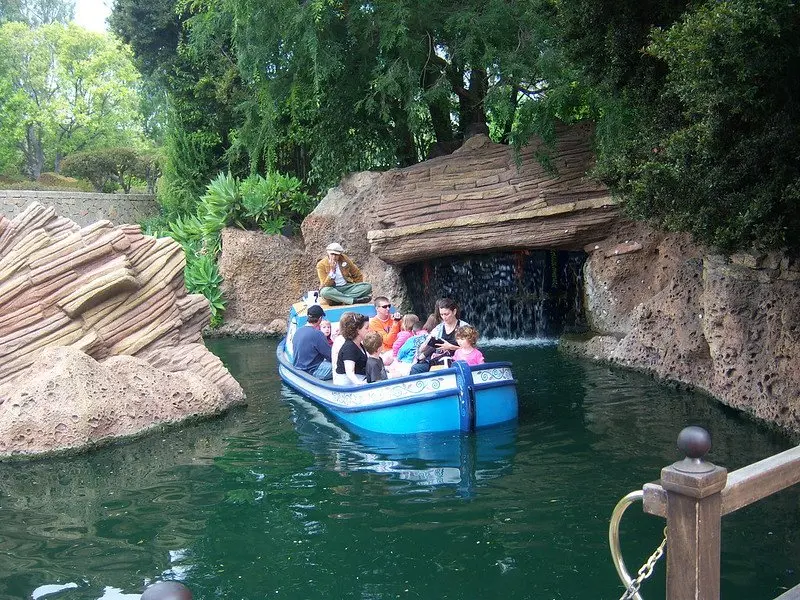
[277,301,519,435]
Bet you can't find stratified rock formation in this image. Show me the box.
[0,202,245,457]
[366,124,618,264]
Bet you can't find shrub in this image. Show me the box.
[0,172,92,191]
[61,147,159,193]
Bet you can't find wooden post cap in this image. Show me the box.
[662,426,727,497]
[672,426,715,474]
[141,581,193,600]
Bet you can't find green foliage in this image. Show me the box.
[111,0,248,219]
[0,21,143,179]
[113,0,800,254]
[139,214,171,238]
[61,147,157,193]
[197,171,239,253]
[239,172,313,234]
[184,252,226,326]
[599,0,800,251]
[1,0,74,26]
[167,213,204,251]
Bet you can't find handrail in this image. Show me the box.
[721,444,800,515]
[642,444,800,518]
[631,426,800,600]
[609,490,645,600]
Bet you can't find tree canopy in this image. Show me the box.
[0,0,74,26]
[0,21,143,178]
[110,0,800,253]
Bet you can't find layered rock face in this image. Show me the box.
[219,126,620,332]
[563,223,800,431]
[0,202,245,457]
[367,124,618,264]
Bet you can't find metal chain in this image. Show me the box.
[618,528,667,600]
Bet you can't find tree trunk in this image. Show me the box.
[461,67,489,139]
[391,102,418,167]
[23,125,44,180]
[500,86,520,144]
[428,99,454,145]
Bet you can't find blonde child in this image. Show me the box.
[363,331,387,383]
[453,325,485,366]
[391,313,419,356]
[320,319,333,346]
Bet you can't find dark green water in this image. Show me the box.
[0,339,798,600]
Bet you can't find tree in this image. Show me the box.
[111,0,245,216]
[224,0,556,186]
[0,21,142,179]
[61,146,158,192]
[625,0,800,251]
[1,0,75,26]
[545,0,800,252]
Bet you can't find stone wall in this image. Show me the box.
[0,190,158,226]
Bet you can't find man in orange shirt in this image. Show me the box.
[368,296,402,354]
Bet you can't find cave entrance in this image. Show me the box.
[401,250,587,339]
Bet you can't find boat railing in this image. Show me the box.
[611,426,800,600]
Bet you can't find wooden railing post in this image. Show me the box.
[660,426,728,600]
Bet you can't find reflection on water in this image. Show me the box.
[0,338,797,600]
[285,388,516,495]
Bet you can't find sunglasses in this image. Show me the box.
[378,304,391,309]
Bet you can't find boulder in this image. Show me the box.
[0,347,228,456]
[0,202,245,457]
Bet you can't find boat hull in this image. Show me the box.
[277,339,518,435]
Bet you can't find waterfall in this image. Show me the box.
[401,250,587,340]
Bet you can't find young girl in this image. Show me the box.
[453,325,485,366]
[320,319,333,346]
[391,314,419,356]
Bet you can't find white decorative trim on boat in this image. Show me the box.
[330,376,451,407]
[473,367,514,383]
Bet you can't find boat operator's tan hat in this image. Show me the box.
[326,242,345,254]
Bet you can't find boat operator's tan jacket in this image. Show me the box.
[316,253,365,287]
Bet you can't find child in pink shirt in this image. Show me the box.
[453,325,485,366]
[391,314,419,355]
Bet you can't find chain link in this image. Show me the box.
[618,527,667,600]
